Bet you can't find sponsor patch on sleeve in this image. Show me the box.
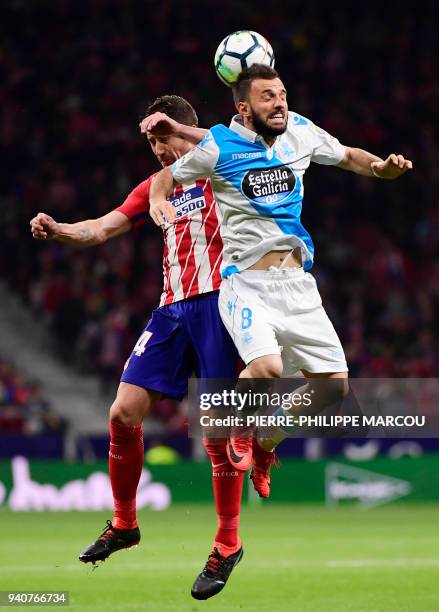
[171,186,206,218]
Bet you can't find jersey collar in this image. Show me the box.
[229,115,277,149]
[229,115,257,142]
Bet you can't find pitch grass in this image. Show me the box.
[1,504,439,611]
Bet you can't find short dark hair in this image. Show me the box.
[145,95,198,126]
[233,64,279,104]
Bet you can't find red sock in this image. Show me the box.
[204,438,244,555]
[109,420,144,530]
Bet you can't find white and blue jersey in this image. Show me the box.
[171,112,345,276]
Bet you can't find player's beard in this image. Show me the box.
[250,106,288,139]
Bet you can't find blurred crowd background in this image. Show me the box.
[0,354,67,435]
[1,1,437,438]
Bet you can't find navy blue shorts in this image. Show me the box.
[120,292,240,400]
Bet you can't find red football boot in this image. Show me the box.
[226,433,254,471]
[226,411,256,471]
[250,440,278,498]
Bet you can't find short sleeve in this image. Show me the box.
[115,177,152,229]
[290,113,345,166]
[171,131,219,184]
[309,121,345,165]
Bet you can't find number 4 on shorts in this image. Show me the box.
[133,330,152,356]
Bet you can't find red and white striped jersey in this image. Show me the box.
[116,175,223,306]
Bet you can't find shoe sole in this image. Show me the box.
[250,471,270,498]
[234,547,244,566]
[254,487,270,498]
[79,539,140,564]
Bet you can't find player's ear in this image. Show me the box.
[236,100,250,118]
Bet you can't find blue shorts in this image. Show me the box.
[121,292,240,400]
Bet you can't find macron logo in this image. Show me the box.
[232,152,264,160]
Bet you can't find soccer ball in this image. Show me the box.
[214,30,275,87]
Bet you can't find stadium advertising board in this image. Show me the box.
[1,456,439,511]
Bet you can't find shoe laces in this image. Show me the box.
[204,548,228,578]
[99,520,117,541]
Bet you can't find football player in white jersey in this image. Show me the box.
[149,64,412,471]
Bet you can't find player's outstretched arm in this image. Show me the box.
[149,168,177,227]
[139,112,208,145]
[30,210,131,246]
[338,147,413,179]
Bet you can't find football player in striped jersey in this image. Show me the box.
[30,95,259,600]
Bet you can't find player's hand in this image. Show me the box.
[149,199,176,227]
[139,112,180,138]
[370,154,413,179]
[30,212,59,240]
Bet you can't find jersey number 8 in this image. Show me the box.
[241,308,253,330]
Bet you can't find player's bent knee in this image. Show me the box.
[110,400,143,425]
[109,383,161,425]
[246,355,283,378]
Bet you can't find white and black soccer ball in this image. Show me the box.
[214,30,275,87]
